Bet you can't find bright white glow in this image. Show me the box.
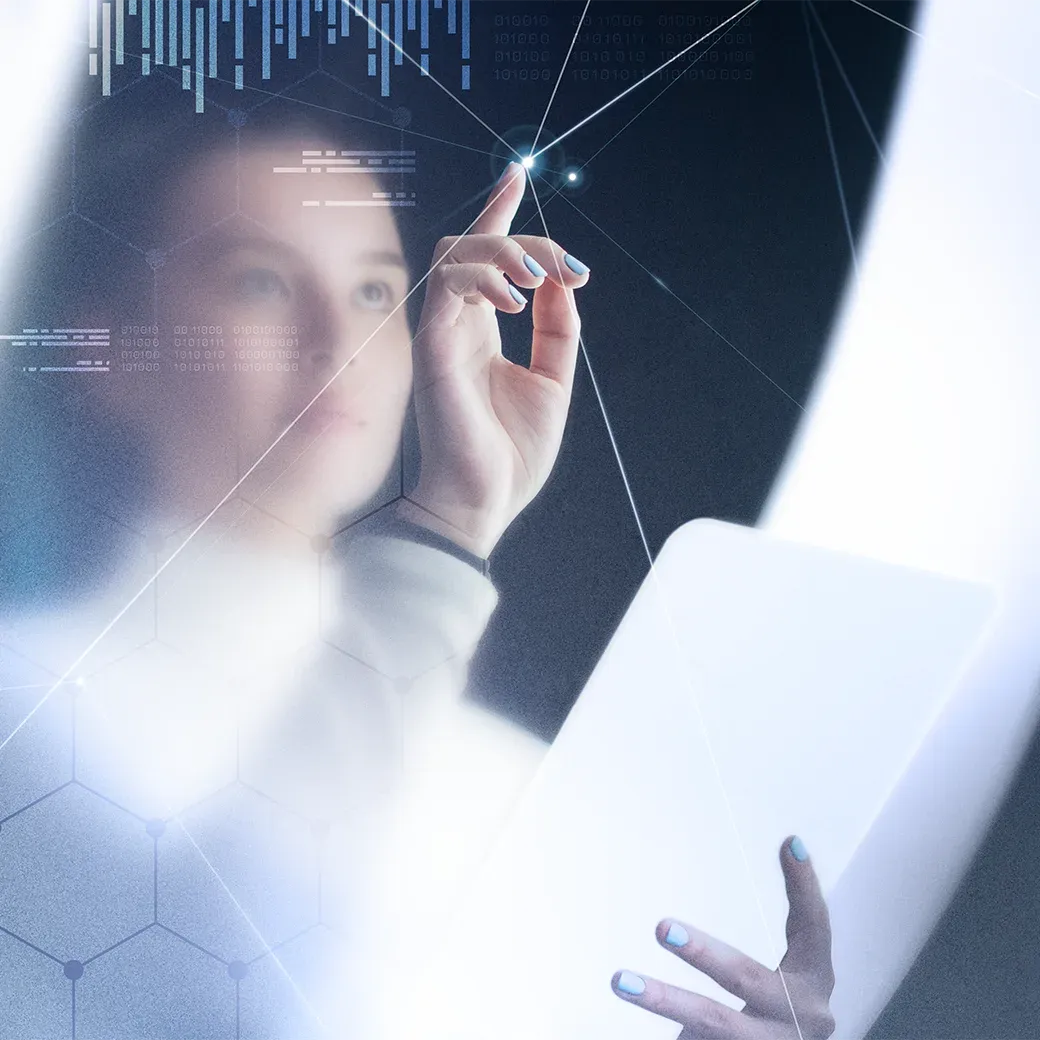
[0,0,82,319]
[521,155,535,169]
[762,0,1040,1035]
[567,171,577,181]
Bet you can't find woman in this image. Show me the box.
[0,75,834,1038]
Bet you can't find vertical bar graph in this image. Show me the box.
[84,0,478,100]
[116,0,125,64]
[380,2,390,95]
[102,1,112,94]
[209,0,218,75]
[195,5,205,111]
[262,0,271,78]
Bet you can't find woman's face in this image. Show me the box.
[119,134,415,537]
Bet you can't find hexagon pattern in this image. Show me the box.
[1,54,491,1040]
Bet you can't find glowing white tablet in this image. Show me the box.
[404,517,997,1040]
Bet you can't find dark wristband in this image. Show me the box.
[370,515,490,577]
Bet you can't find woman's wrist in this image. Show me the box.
[391,494,501,559]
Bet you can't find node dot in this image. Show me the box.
[521,155,535,169]
[145,249,166,271]
[310,534,331,554]
[64,960,84,981]
[146,819,166,839]
[228,960,249,981]
[227,108,249,129]
[392,106,412,128]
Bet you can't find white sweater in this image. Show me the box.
[0,526,548,1039]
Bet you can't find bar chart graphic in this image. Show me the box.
[85,0,474,111]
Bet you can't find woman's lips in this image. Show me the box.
[287,400,354,432]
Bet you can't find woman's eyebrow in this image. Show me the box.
[355,249,408,270]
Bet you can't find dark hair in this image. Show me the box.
[1,63,425,613]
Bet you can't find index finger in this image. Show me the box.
[470,161,526,237]
[778,836,834,990]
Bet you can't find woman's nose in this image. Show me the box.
[299,291,352,372]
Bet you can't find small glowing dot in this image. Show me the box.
[567,172,578,182]
[75,676,86,688]
[521,155,535,169]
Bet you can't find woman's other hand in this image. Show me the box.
[401,161,591,558]
[612,836,836,1040]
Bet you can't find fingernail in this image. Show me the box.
[522,253,548,279]
[616,971,645,996]
[564,253,589,275]
[501,161,520,179]
[664,923,689,948]
[508,284,527,306]
[790,836,809,862]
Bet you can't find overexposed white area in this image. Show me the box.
[762,0,1040,1034]
[405,519,996,1040]
[0,0,82,319]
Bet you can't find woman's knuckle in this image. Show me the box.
[734,959,768,997]
[802,1003,836,1038]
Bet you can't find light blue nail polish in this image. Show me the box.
[508,284,527,306]
[791,836,809,862]
[564,253,589,275]
[617,971,645,996]
[523,253,548,278]
[665,923,689,948]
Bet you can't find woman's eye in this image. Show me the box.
[233,267,291,301]
[352,280,395,311]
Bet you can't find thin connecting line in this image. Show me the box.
[529,0,592,157]
[808,0,888,170]
[78,688,326,1030]
[849,0,1040,105]
[804,1,859,278]
[523,175,806,1040]
[338,0,522,162]
[94,41,499,162]
[533,170,803,412]
[0,166,530,763]
[532,0,761,159]
[570,7,758,177]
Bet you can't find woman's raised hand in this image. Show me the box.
[613,837,837,1040]
[401,161,591,558]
